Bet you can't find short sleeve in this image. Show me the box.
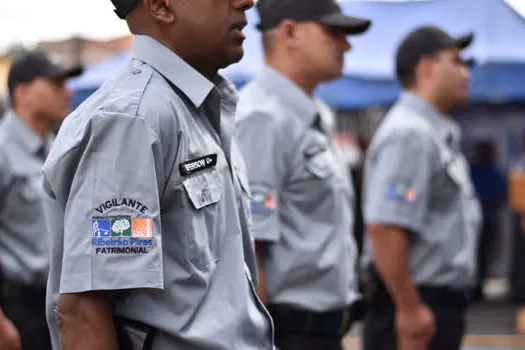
[0,150,11,210]
[237,112,284,242]
[364,132,434,234]
[47,113,164,294]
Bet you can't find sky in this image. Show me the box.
[0,0,130,52]
[0,0,523,53]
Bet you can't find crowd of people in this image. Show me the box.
[0,0,521,350]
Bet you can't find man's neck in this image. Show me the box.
[407,88,449,115]
[147,33,219,83]
[14,108,52,137]
[266,58,317,96]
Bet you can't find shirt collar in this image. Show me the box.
[132,34,215,108]
[257,66,318,125]
[399,91,461,146]
[3,109,49,155]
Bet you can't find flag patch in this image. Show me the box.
[386,184,417,203]
[251,192,277,213]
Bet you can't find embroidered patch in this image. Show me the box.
[132,218,153,238]
[92,219,111,237]
[95,198,148,215]
[385,184,417,203]
[179,154,218,176]
[111,218,131,237]
[251,192,276,213]
[91,216,154,255]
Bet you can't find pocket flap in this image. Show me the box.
[235,167,251,198]
[306,153,334,179]
[446,157,474,195]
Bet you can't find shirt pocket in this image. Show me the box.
[235,165,253,222]
[445,157,475,196]
[17,173,41,204]
[235,165,251,199]
[306,151,335,179]
[182,169,223,269]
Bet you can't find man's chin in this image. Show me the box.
[320,70,344,83]
[218,47,245,70]
[456,93,470,106]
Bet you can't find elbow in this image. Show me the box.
[55,294,83,333]
[55,291,113,333]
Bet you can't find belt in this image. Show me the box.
[364,266,469,312]
[267,303,358,337]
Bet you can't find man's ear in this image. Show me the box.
[143,0,176,24]
[279,19,301,50]
[417,56,436,83]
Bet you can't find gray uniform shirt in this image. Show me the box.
[362,92,482,289]
[0,110,51,286]
[42,35,273,350]
[236,66,359,312]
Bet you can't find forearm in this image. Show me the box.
[368,224,422,310]
[255,242,268,305]
[57,292,118,350]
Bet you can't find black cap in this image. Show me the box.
[256,0,371,35]
[7,50,83,97]
[396,26,475,84]
[111,0,142,19]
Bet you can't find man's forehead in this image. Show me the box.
[435,47,461,59]
[32,76,67,86]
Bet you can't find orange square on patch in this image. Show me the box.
[132,218,153,238]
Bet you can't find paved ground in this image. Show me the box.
[342,300,525,349]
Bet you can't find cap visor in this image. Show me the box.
[319,13,371,35]
[454,33,475,50]
[463,57,476,67]
[47,65,84,80]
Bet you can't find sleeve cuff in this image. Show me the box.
[59,269,164,294]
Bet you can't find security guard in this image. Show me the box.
[42,0,274,349]
[362,26,481,350]
[0,50,81,350]
[236,1,371,349]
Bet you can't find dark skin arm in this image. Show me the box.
[255,241,268,305]
[0,307,21,350]
[56,291,118,350]
[368,223,435,350]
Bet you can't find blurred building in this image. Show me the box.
[37,35,132,66]
[0,35,131,98]
[0,55,12,95]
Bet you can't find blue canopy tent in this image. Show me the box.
[223,0,525,108]
[69,51,131,109]
[69,0,525,110]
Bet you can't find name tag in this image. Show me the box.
[179,154,217,176]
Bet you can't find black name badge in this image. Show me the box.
[179,154,218,176]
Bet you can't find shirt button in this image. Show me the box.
[133,69,142,75]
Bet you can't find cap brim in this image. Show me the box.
[463,57,476,67]
[454,33,475,50]
[47,65,84,80]
[319,13,371,35]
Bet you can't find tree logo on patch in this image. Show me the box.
[111,218,131,236]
